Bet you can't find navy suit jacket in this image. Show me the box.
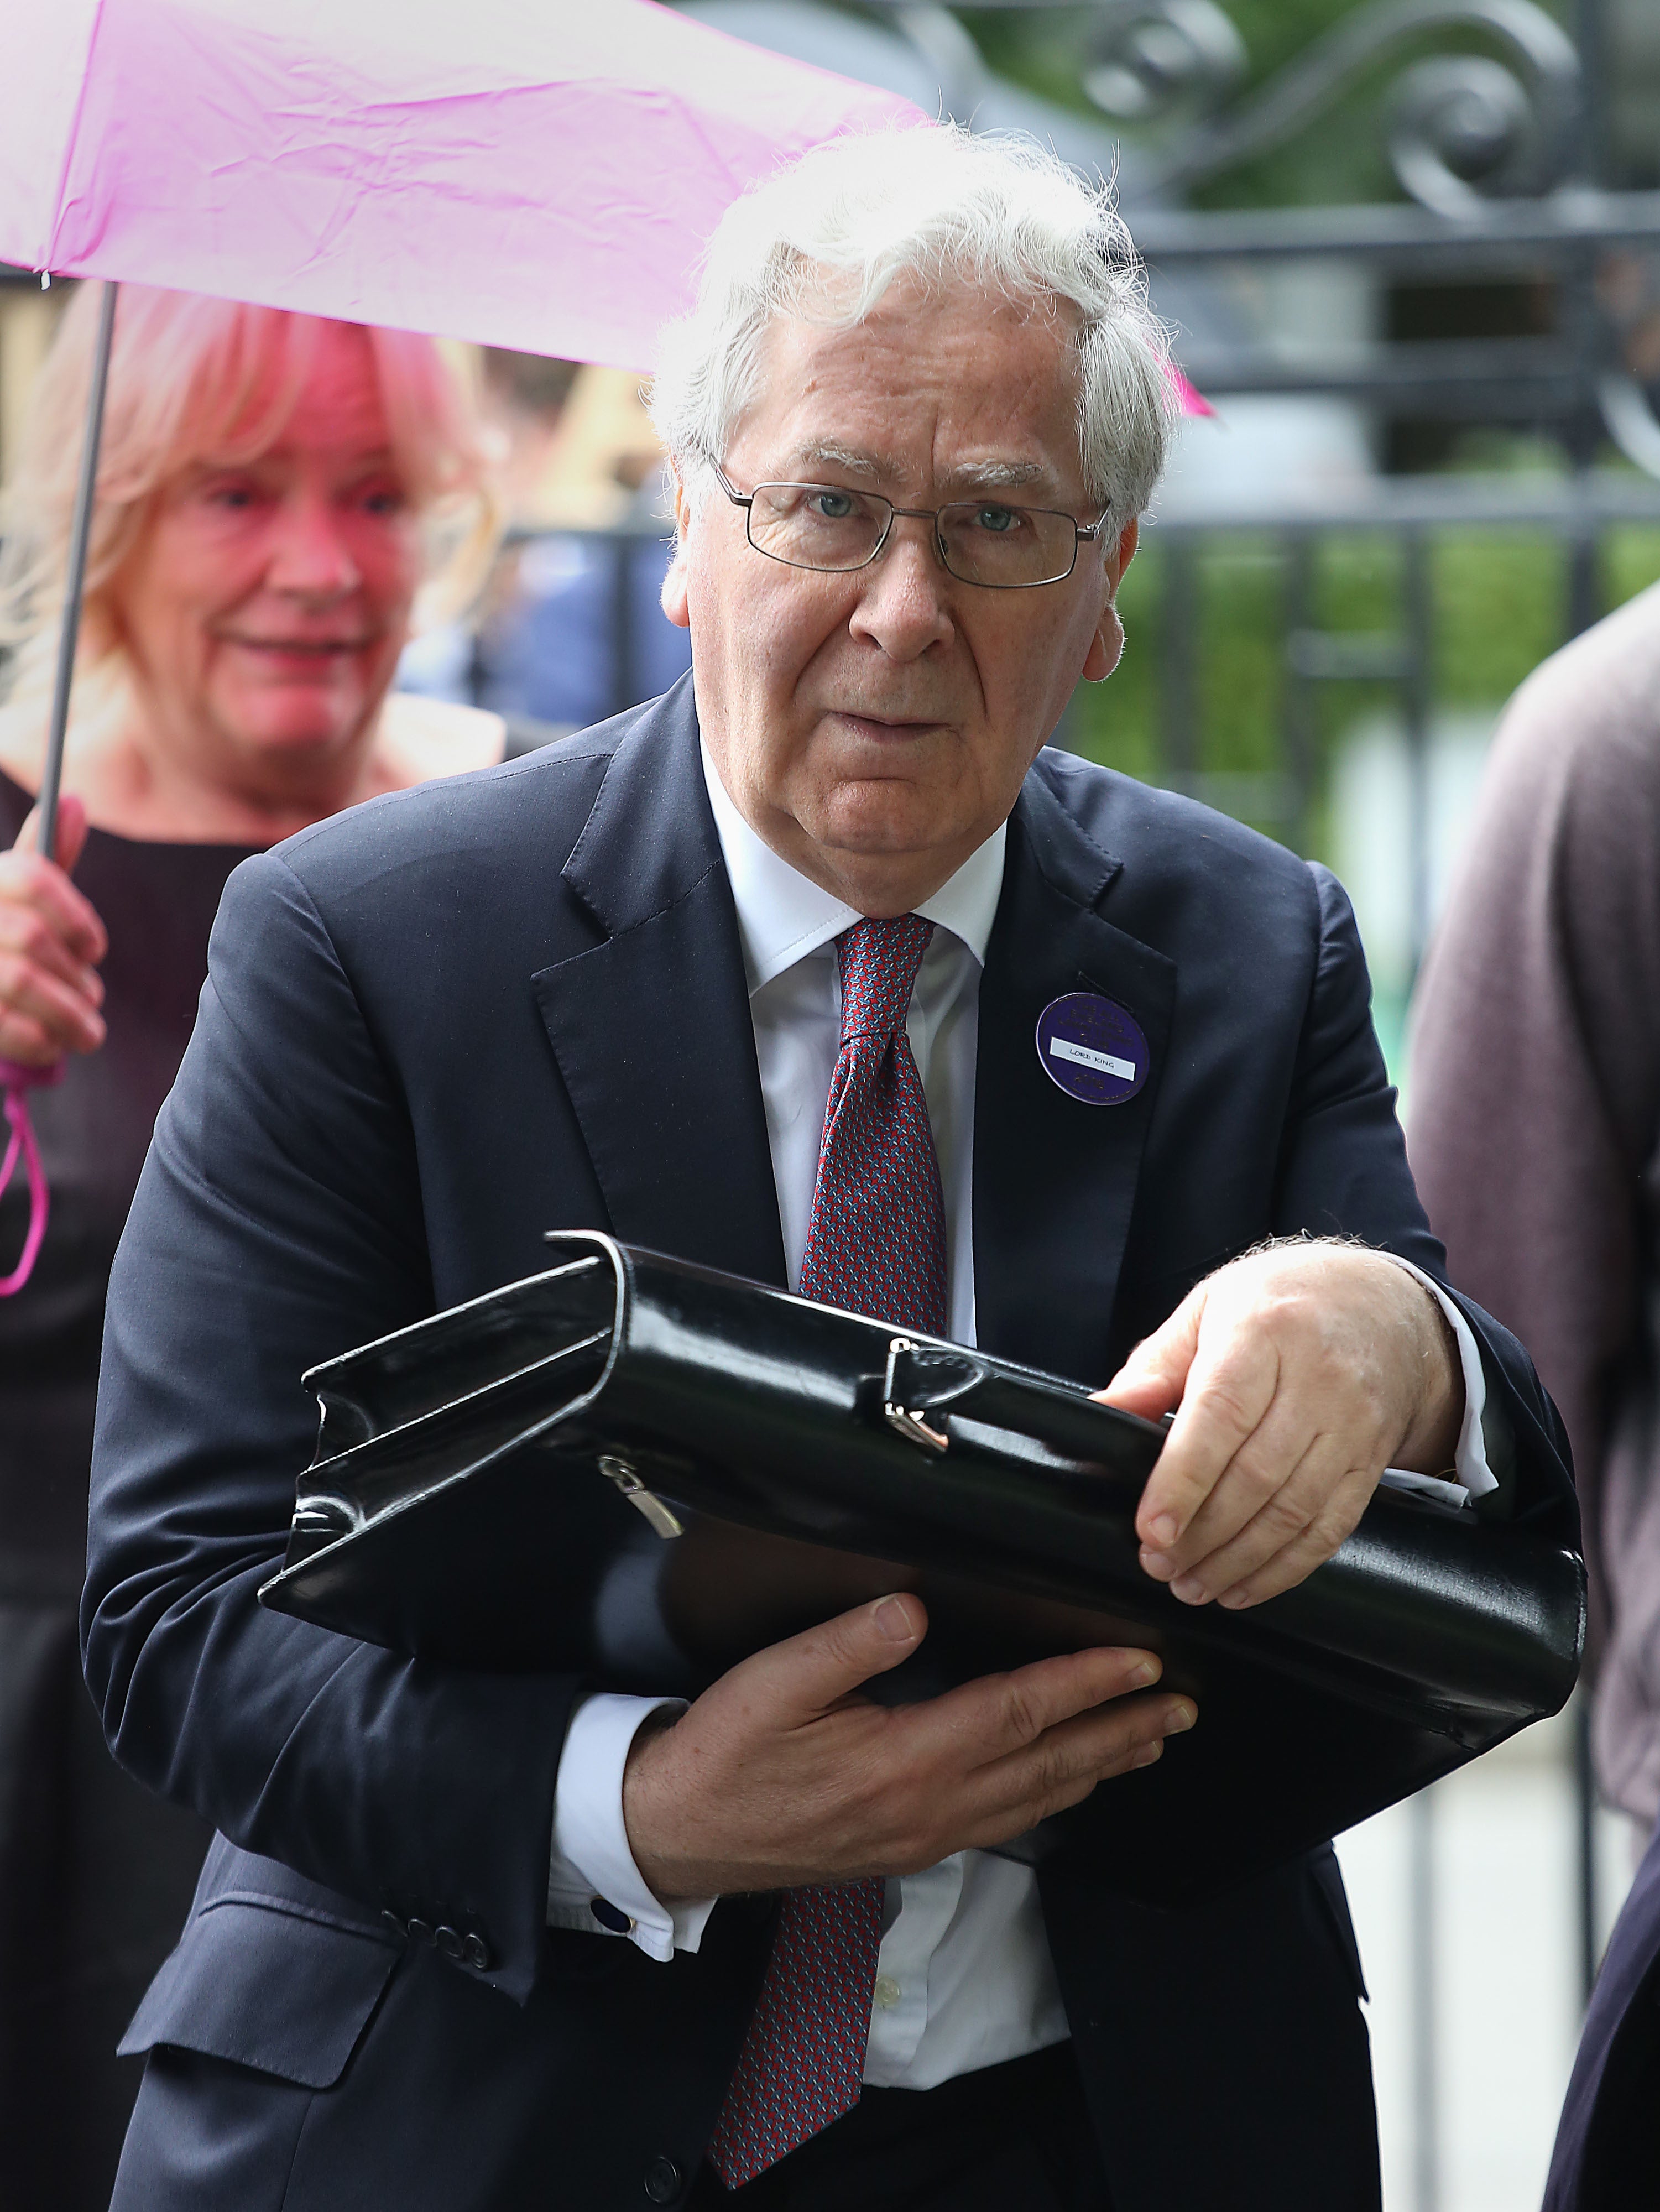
[84,677,1574,2212]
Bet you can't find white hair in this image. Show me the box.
[650,123,1176,533]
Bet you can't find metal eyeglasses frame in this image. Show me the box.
[707,460,1112,589]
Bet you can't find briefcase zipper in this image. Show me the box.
[597,1454,685,1539]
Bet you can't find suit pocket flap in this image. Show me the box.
[119,1896,399,2089]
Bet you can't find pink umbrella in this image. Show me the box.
[0,0,920,1288]
[2,0,917,368]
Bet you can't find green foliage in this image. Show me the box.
[959,0,1363,120]
[1605,525,1660,615]
[955,2,1642,863]
[1071,524,1660,864]
[956,7,1105,116]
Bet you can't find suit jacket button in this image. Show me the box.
[406,1918,434,1947]
[435,1924,463,1960]
[463,1933,492,1971]
[379,1910,407,1940]
[643,2156,683,2204]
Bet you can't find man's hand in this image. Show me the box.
[1100,1242,1463,1613]
[622,1594,1195,1901]
[0,798,107,1065]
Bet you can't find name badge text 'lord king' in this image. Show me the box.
[1036,992,1150,1107]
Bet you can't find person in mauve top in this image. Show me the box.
[0,280,512,2212]
[1409,588,1660,2211]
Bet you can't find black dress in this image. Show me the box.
[0,765,255,2211]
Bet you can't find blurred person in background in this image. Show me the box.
[1408,584,1660,2210]
[0,281,516,2211]
[399,353,692,729]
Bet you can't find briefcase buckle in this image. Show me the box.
[883,1337,952,1455]
[597,1454,685,1539]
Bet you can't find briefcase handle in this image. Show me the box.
[881,1337,1168,1472]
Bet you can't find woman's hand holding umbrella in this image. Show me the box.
[0,797,105,1293]
[0,799,105,1293]
[0,797,107,1066]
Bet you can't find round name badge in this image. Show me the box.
[1035,992,1149,1107]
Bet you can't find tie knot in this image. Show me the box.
[836,912,934,1044]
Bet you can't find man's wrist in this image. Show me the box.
[549,1693,716,1961]
[1405,1277,1462,1470]
[620,1704,703,1903]
[1376,1255,1471,1478]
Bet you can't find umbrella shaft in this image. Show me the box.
[38,280,118,859]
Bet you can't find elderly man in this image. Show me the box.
[86,128,1571,2212]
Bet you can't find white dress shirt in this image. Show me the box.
[545,744,1497,2090]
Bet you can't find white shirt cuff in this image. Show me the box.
[547,1692,719,1963]
[1375,1256,1496,1507]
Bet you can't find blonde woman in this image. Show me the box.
[0,285,513,2212]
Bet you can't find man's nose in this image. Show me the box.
[266,492,363,599]
[848,518,954,659]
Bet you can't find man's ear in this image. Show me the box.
[1081,518,1138,683]
[1108,517,1139,592]
[1081,600,1125,684]
[660,466,694,632]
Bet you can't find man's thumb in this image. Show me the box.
[770,1593,927,1718]
[1094,1292,1203,1422]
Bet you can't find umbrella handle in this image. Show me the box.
[0,1058,63,1296]
[36,279,118,862]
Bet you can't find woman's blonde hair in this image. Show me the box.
[0,284,496,706]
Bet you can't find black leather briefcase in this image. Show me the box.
[260,1231,1585,1905]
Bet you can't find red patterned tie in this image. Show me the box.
[706,913,947,2188]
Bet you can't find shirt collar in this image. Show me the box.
[700,740,1007,994]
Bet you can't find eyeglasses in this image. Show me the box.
[708,461,1109,590]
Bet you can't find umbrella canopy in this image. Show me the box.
[0,0,918,1291]
[0,0,920,369]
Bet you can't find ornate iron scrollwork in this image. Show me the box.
[1589,241,1660,481]
[1385,51,1543,215]
[872,1,1660,477]
[881,2,1581,216]
[1077,0,1246,124]
[1087,0,1579,208]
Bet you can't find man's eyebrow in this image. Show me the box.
[785,444,1059,497]
[947,458,1052,494]
[789,440,892,481]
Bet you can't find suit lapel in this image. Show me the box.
[534,703,1174,1341]
[531,683,787,1288]
[973,769,1176,1386]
